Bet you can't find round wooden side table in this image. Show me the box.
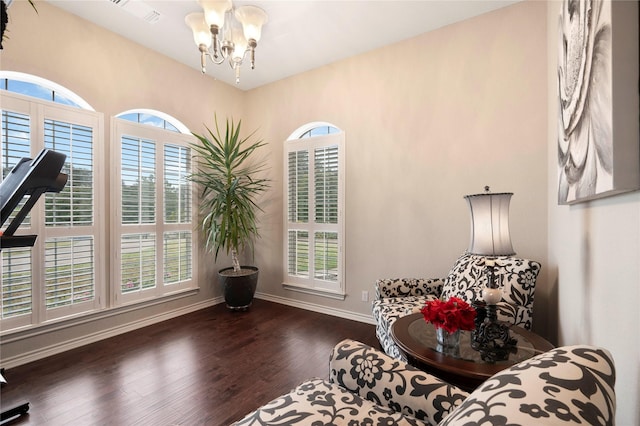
[390,313,554,392]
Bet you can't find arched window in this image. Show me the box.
[1,73,104,328]
[1,71,93,110]
[117,109,190,134]
[112,110,196,305]
[284,122,345,299]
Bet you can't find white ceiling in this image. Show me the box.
[47,0,521,91]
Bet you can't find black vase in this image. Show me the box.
[219,266,259,310]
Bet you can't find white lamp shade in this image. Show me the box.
[199,0,232,29]
[235,5,268,42]
[465,192,515,256]
[185,12,212,47]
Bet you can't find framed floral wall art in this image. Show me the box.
[557,0,639,204]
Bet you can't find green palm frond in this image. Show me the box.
[189,115,270,265]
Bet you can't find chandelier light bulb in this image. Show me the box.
[185,13,212,48]
[231,27,248,62]
[198,0,232,29]
[234,5,268,43]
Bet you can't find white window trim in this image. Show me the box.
[283,129,345,300]
[111,118,198,307]
[0,91,106,330]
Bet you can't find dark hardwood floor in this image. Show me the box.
[0,299,378,425]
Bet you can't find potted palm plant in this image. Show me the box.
[189,116,270,310]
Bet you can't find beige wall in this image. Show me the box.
[547,2,640,425]
[246,0,549,331]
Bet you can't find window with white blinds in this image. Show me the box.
[0,90,104,329]
[284,125,345,299]
[121,136,156,225]
[45,236,95,309]
[1,248,32,319]
[1,78,197,334]
[44,119,94,226]
[113,119,195,306]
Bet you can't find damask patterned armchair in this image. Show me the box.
[233,339,616,425]
[372,252,541,360]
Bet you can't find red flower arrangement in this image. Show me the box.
[420,297,477,333]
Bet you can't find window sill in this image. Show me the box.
[282,282,346,301]
[1,287,200,342]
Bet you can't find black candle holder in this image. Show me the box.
[471,265,517,363]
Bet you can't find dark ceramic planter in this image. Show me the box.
[219,266,259,310]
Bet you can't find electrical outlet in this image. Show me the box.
[361,290,369,302]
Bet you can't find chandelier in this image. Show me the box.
[185,0,268,84]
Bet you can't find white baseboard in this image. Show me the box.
[1,297,223,369]
[255,292,376,325]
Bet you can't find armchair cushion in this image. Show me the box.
[440,345,616,425]
[375,278,444,300]
[372,295,439,360]
[232,377,422,426]
[329,339,469,425]
[372,279,443,360]
[441,253,540,330]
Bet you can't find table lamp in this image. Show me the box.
[464,186,517,362]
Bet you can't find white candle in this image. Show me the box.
[483,287,502,304]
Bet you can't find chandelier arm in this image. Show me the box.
[209,27,221,61]
[206,50,227,65]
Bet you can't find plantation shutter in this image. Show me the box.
[43,118,97,312]
[1,248,32,319]
[313,145,339,283]
[1,110,32,226]
[163,144,192,286]
[44,120,94,226]
[287,230,309,278]
[121,233,156,293]
[288,150,309,223]
[287,149,309,278]
[120,136,157,294]
[1,110,34,319]
[314,145,338,224]
[121,136,156,225]
[163,145,191,224]
[2,111,31,178]
[45,236,94,308]
[163,231,192,285]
